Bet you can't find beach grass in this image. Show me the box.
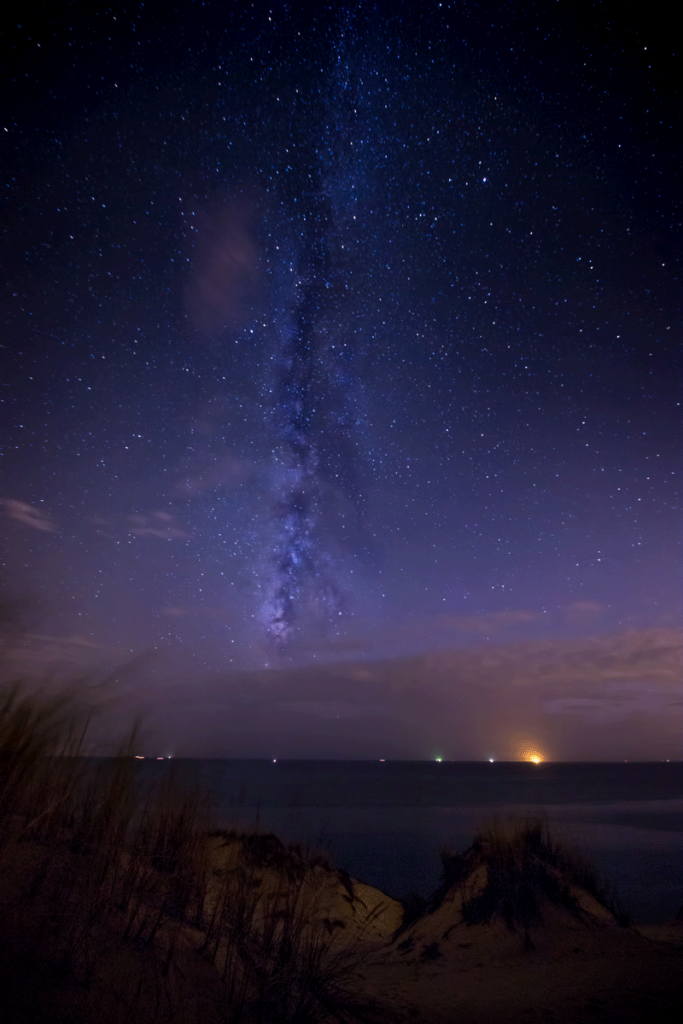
[436,815,631,948]
[0,682,392,1023]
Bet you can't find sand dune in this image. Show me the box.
[1,816,682,1022]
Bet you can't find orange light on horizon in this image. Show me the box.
[522,746,546,764]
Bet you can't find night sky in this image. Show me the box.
[1,2,680,757]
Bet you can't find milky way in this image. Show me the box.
[262,189,345,649]
[260,42,364,649]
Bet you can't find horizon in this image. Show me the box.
[80,756,681,764]
[4,624,681,761]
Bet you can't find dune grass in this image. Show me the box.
[0,683,389,1024]
[437,816,631,948]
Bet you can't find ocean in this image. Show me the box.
[129,759,683,924]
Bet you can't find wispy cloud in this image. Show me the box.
[283,609,544,663]
[174,454,254,496]
[543,689,681,724]
[565,600,605,621]
[184,194,262,337]
[438,609,539,634]
[2,498,58,533]
[161,605,233,620]
[91,510,191,541]
[29,633,120,652]
[5,632,126,670]
[127,511,192,540]
[276,700,388,721]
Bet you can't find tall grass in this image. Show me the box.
[437,816,630,948]
[0,683,388,1023]
[0,684,84,845]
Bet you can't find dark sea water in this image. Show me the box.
[128,760,683,924]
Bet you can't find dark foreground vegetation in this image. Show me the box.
[0,684,679,1024]
[436,817,632,947]
[0,684,390,1024]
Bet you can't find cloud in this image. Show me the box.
[160,605,236,623]
[29,633,120,652]
[276,700,389,721]
[174,454,253,496]
[300,638,376,656]
[90,511,191,541]
[438,609,539,634]
[162,606,189,618]
[90,515,118,540]
[565,600,605,621]
[127,512,192,540]
[318,609,543,658]
[4,631,125,670]
[184,193,262,336]
[543,690,681,724]
[2,498,57,533]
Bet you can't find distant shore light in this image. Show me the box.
[520,744,546,764]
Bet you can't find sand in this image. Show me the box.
[358,894,683,1023]
[0,828,681,1023]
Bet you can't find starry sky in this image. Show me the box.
[1,1,680,757]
